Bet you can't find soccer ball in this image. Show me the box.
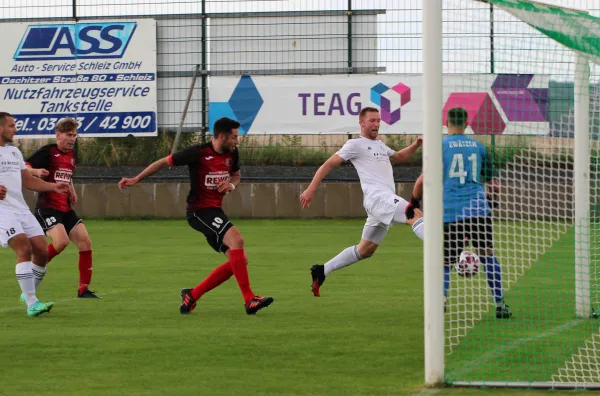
[455,251,480,277]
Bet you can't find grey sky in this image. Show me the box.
[0,0,598,79]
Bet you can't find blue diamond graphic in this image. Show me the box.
[209,102,246,134]
[370,83,389,107]
[228,75,263,134]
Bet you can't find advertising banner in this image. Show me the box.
[209,74,549,135]
[0,20,157,137]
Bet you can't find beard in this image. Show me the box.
[223,144,237,153]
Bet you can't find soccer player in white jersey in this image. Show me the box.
[300,107,425,296]
[0,112,69,317]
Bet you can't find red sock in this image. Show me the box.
[191,261,234,301]
[229,249,255,304]
[78,250,93,294]
[48,243,59,262]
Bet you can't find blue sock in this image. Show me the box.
[444,265,451,298]
[482,255,504,304]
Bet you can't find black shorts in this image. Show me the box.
[444,216,493,265]
[187,208,234,253]
[35,208,83,235]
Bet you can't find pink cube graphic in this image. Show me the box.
[443,92,506,135]
[392,82,411,107]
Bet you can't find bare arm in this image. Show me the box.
[413,173,424,200]
[132,157,171,182]
[299,154,345,208]
[217,170,241,194]
[230,170,241,188]
[21,169,68,193]
[307,154,344,192]
[404,173,425,220]
[118,157,171,189]
[25,164,49,178]
[69,181,78,205]
[390,136,423,163]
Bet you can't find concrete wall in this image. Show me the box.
[22,182,412,218]
[21,180,575,220]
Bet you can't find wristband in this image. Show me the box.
[410,196,420,208]
[229,183,236,191]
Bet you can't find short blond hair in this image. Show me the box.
[56,117,78,133]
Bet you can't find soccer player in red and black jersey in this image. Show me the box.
[118,117,274,315]
[26,118,98,298]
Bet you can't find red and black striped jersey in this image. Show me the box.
[168,142,240,211]
[26,144,76,212]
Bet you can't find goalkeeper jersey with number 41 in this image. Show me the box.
[442,134,491,223]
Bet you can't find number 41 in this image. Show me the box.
[449,153,478,184]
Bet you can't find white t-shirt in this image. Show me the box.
[336,136,398,221]
[0,145,30,213]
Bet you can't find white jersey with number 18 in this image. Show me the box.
[0,145,30,214]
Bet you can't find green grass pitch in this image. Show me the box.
[0,219,593,396]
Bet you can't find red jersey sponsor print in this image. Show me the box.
[26,144,76,212]
[168,143,240,211]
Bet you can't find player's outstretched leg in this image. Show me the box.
[180,288,197,314]
[70,224,97,298]
[310,264,326,297]
[78,289,100,298]
[229,248,275,314]
[187,261,234,311]
[411,217,424,240]
[16,261,53,317]
[77,250,99,297]
[245,296,274,315]
[27,301,54,317]
[481,254,512,319]
[220,226,274,315]
[311,244,365,297]
[47,243,60,262]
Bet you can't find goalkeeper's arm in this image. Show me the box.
[406,173,424,220]
[481,153,499,209]
[486,179,500,209]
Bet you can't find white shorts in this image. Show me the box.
[362,194,409,244]
[0,210,45,248]
[364,193,408,229]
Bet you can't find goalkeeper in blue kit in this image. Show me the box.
[408,107,511,319]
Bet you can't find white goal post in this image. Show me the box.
[423,0,598,389]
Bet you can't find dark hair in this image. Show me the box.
[56,117,78,133]
[359,106,379,119]
[0,112,13,126]
[447,108,468,128]
[213,117,240,137]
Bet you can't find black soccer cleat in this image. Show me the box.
[180,288,197,315]
[245,296,274,315]
[310,264,326,297]
[78,289,101,298]
[496,304,512,319]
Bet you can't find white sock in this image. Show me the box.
[31,263,47,291]
[324,245,363,276]
[16,262,38,308]
[412,217,424,240]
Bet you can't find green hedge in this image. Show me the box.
[16,132,580,168]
